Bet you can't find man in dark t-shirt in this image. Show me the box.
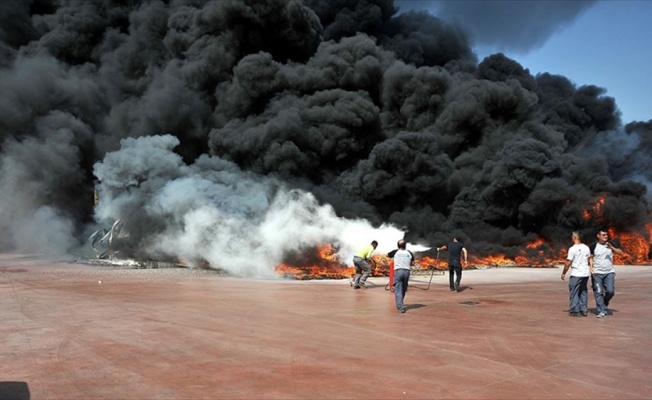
[437,237,468,292]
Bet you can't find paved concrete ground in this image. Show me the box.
[2,253,651,399]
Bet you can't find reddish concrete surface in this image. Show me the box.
[2,253,652,399]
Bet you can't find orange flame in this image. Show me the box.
[608,228,650,265]
[526,237,545,249]
[273,222,651,279]
[583,195,607,222]
[274,238,562,279]
[274,244,353,280]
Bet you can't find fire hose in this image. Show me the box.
[385,249,440,291]
[349,259,380,287]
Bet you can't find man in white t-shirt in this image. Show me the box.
[561,231,591,317]
[388,239,414,313]
[589,229,624,318]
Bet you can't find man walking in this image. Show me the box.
[388,239,414,313]
[590,229,623,318]
[352,240,377,289]
[437,237,467,292]
[561,231,591,317]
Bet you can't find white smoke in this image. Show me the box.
[13,206,77,255]
[5,0,644,265]
[93,134,410,277]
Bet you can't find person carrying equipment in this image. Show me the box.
[388,239,414,313]
[437,237,467,292]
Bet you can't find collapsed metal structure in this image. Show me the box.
[88,219,128,260]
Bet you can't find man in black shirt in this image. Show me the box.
[437,237,468,292]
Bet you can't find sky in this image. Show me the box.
[398,0,652,124]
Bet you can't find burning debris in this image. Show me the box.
[273,239,564,280]
[0,1,650,275]
[275,244,355,280]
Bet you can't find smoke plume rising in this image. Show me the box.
[0,0,649,275]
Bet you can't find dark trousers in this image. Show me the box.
[448,261,462,289]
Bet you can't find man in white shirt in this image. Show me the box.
[561,231,591,317]
[388,239,414,313]
[589,229,624,318]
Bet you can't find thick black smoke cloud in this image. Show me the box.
[0,0,649,272]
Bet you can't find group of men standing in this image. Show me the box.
[562,229,622,318]
[354,228,622,317]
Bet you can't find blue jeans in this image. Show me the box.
[568,276,589,313]
[393,269,410,310]
[592,272,615,314]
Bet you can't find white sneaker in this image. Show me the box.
[597,312,606,318]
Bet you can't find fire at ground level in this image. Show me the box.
[2,254,652,399]
[89,219,652,279]
[273,232,652,280]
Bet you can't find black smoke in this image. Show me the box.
[0,0,649,273]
